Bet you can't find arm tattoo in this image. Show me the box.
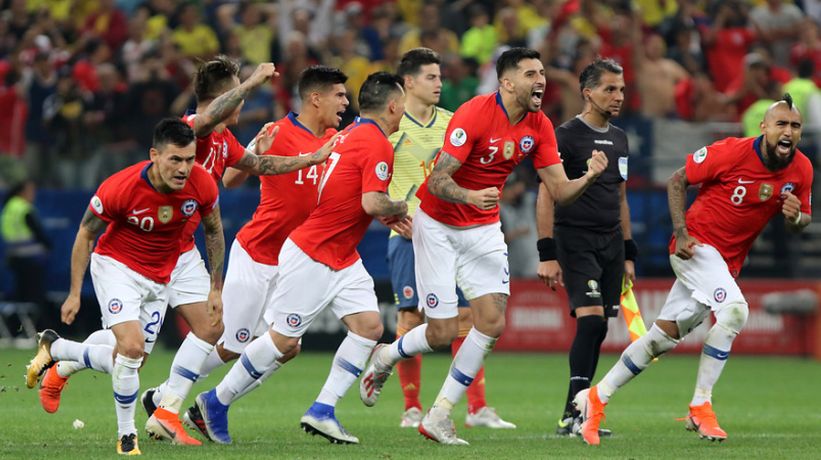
[667,167,689,237]
[427,152,469,204]
[196,85,252,136]
[366,192,408,216]
[235,152,311,176]
[201,208,225,290]
[80,209,108,236]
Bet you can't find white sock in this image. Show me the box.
[384,324,432,365]
[316,332,376,406]
[86,328,117,346]
[215,334,283,405]
[112,354,143,437]
[158,332,214,413]
[691,323,736,406]
[434,327,496,412]
[598,324,678,403]
[51,338,114,374]
[55,329,117,377]
[199,346,228,378]
[235,361,282,400]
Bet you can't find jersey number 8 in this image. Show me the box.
[730,185,747,205]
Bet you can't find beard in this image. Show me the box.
[763,141,797,171]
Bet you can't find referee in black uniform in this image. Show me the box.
[535,58,637,436]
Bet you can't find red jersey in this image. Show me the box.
[417,92,561,227]
[289,118,393,270]
[669,137,813,277]
[236,112,337,265]
[91,161,219,284]
[179,113,245,252]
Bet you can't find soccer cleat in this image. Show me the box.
[26,329,59,389]
[418,407,469,445]
[556,416,575,436]
[141,387,158,418]
[465,407,517,429]
[145,407,202,446]
[684,402,727,441]
[192,389,232,444]
[574,386,607,446]
[400,407,423,428]
[116,433,142,456]
[39,364,68,413]
[182,403,209,440]
[359,344,393,407]
[300,402,359,444]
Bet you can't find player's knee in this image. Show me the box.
[190,321,223,345]
[397,309,424,331]
[715,300,749,334]
[117,340,144,359]
[216,343,240,362]
[425,319,458,348]
[644,323,680,357]
[278,342,301,364]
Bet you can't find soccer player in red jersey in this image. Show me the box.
[181,66,348,437]
[358,47,607,445]
[191,72,408,446]
[576,94,813,446]
[24,119,224,455]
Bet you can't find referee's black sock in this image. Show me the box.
[590,316,609,382]
[563,315,607,418]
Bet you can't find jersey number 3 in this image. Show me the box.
[479,145,498,165]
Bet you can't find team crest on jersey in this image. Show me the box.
[503,141,515,160]
[450,128,467,147]
[403,286,414,300]
[759,183,773,201]
[235,328,250,343]
[375,161,390,181]
[158,206,173,224]
[713,287,727,303]
[425,293,439,308]
[693,147,708,164]
[519,135,534,154]
[181,199,198,217]
[286,313,302,328]
[781,182,795,194]
[91,195,104,214]
[108,298,123,314]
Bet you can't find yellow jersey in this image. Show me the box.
[388,106,453,237]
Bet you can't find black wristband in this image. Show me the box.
[624,239,638,261]
[537,237,557,262]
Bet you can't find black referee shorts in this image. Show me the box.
[555,226,624,318]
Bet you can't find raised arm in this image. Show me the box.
[427,151,500,209]
[536,150,607,206]
[361,192,408,218]
[201,206,225,326]
[231,130,338,176]
[61,210,108,324]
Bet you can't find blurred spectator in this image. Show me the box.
[666,22,705,76]
[398,2,459,55]
[143,0,176,40]
[126,52,179,152]
[674,72,737,122]
[726,51,791,116]
[636,33,689,118]
[495,7,528,48]
[235,2,274,65]
[790,20,821,88]
[121,10,155,83]
[234,63,275,145]
[460,4,497,65]
[1,180,50,309]
[440,55,478,112]
[783,59,820,117]
[330,29,372,110]
[278,0,334,56]
[22,52,56,184]
[0,65,28,161]
[172,3,219,60]
[42,68,88,186]
[700,0,757,93]
[275,31,319,115]
[750,0,804,68]
[72,38,111,93]
[81,0,128,52]
[599,9,641,112]
[634,0,678,29]
[500,172,538,278]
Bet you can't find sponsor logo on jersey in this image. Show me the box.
[781,182,795,194]
[403,285,414,300]
[425,293,439,308]
[618,156,628,180]
[585,280,601,298]
[519,135,534,153]
[181,199,198,217]
[108,298,123,314]
[286,313,302,328]
[759,183,773,201]
[235,328,250,343]
[158,206,173,224]
[503,141,515,160]
[450,128,467,147]
[375,161,390,181]
[91,195,104,214]
[693,147,708,164]
[594,139,614,145]
[713,287,727,303]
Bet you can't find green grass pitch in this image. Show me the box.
[1,348,819,459]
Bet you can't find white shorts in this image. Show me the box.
[657,244,746,336]
[412,209,510,319]
[168,247,210,308]
[90,253,169,354]
[221,239,279,353]
[264,239,379,337]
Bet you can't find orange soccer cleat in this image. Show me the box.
[39,364,69,413]
[684,402,727,441]
[145,407,203,446]
[574,386,607,446]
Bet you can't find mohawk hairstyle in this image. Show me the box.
[782,93,794,110]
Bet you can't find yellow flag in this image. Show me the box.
[620,277,647,342]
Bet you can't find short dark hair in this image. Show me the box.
[579,58,623,93]
[397,48,440,77]
[193,55,240,102]
[297,65,348,99]
[153,118,195,150]
[496,47,541,79]
[358,72,404,112]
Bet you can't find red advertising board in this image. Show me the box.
[497,279,821,356]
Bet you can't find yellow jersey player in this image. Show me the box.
[382,48,515,430]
